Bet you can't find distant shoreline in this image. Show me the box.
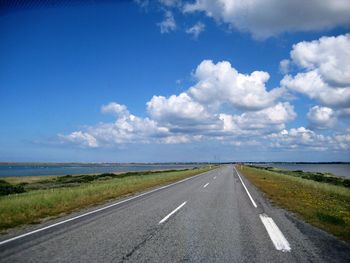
[0,162,349,178]
[0,162,212,166]
[0,161,349,166]
[0,163,208,177]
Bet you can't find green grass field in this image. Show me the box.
[0,166,214,232]
[236,165,350,243]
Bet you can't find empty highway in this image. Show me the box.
[0,165,349,262]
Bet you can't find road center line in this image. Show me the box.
[0,169,216,247]
[203,183,209,188]
[233,166,257,208]
[159,201,187,224]
[259,213,291,252]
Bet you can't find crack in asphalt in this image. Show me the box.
[119,226,161,262]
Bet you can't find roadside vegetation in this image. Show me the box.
[247,165,350,188]
[0,166,215,232]
[0,180,25,196]
[236,165,350,243]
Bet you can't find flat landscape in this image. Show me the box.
[0,165,349,263]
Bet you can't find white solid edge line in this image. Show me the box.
[0,169,214,246]
[233,166,257,208]
[259,214,291,252]
[159,201,187,224]
[203,183,209,188]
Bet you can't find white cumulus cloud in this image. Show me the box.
[290,34,350,87]
[267,127,350,150]
[61,131,98,148]
[189,60,283,110]
[219,102,296,134]
[182,0,350,39]
[147,92,210,124]
[334,134,350,150]
[281,34,350,109]
[279,59,290,74]
[281,71,350,108]
[101,102,129,117]
[307,106,336,129]
[186,22,205,39]
[62,104,174,146]
[158,11,177,33]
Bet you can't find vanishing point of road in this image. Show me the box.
[0,165,349,262]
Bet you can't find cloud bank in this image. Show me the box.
[61,34,350,152]
[281,34,350,128]
[182,0,350,39]
[138,1,350,39]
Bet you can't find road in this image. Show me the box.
[0,165,349,262]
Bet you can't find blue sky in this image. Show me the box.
[0,0,350,162]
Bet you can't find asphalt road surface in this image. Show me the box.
[0,165,349,262]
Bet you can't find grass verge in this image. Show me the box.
[0,166,214,232]
[247,165,350,188]
[236,165,350,244]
